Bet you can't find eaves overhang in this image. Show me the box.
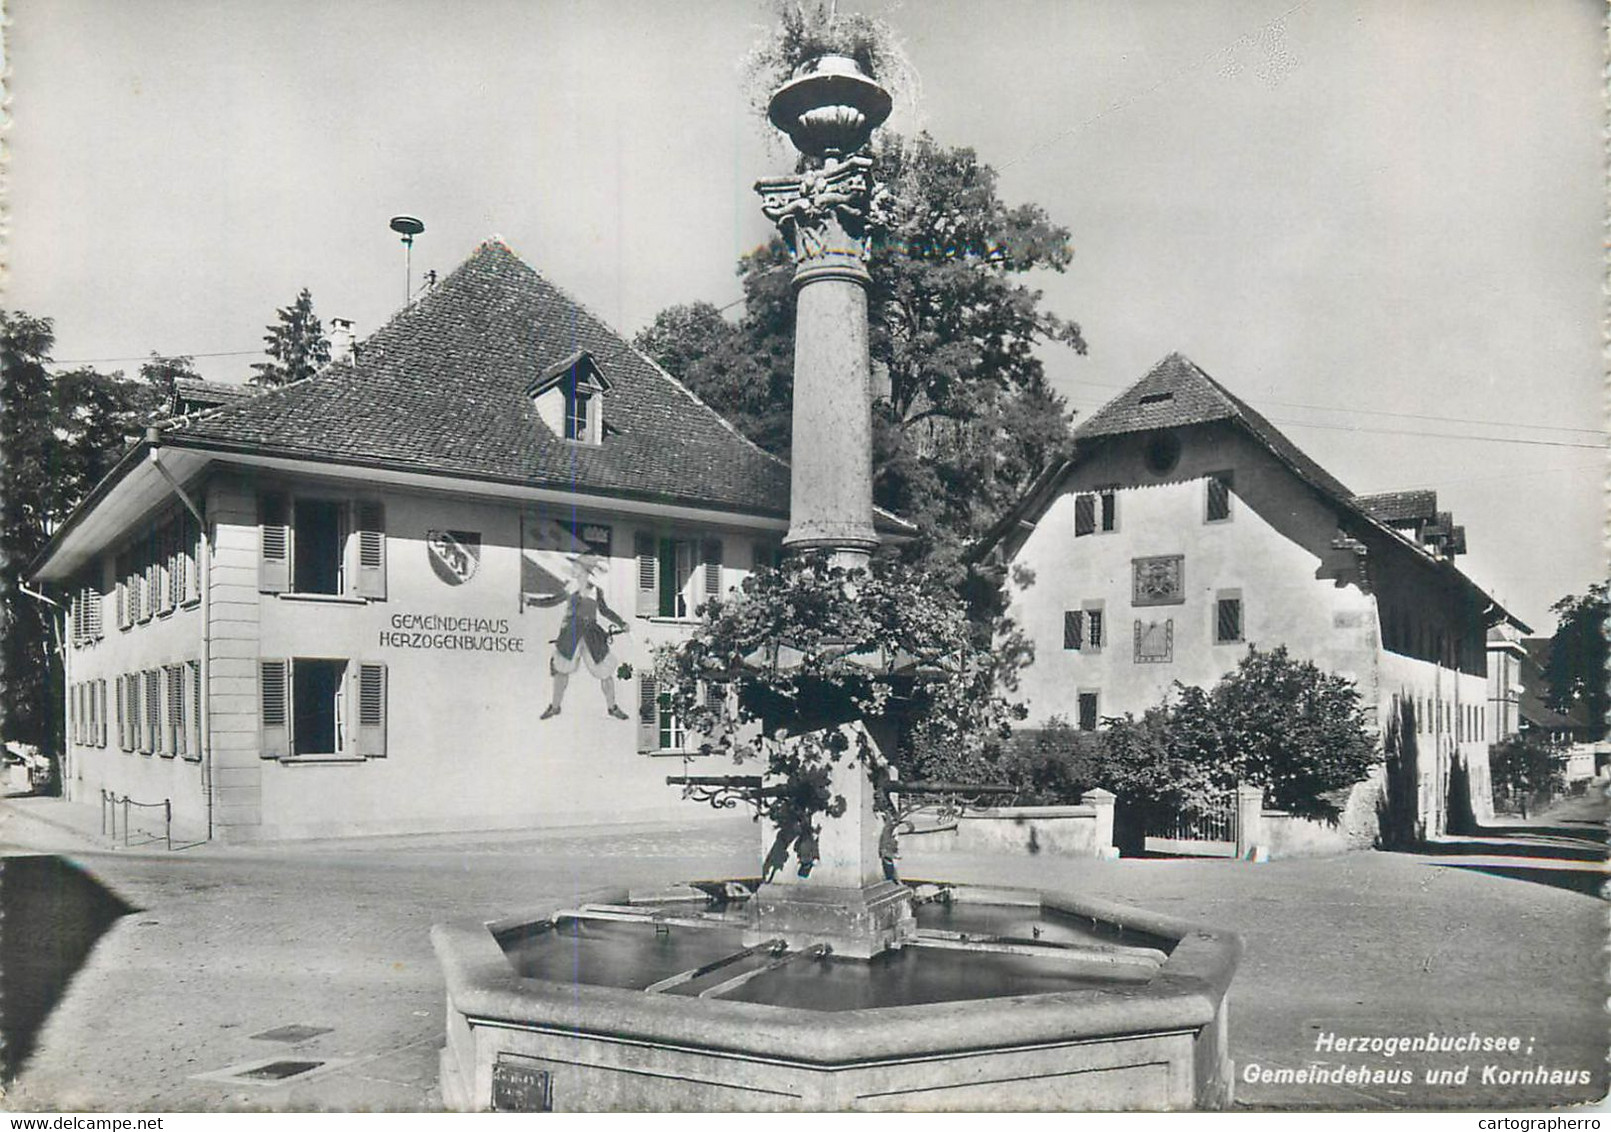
[31,435,916,584]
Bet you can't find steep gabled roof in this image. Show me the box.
[167,238,794,518]
[1073,352,1352,500]
[973,350,1524,629]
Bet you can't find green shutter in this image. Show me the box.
[354,662,387,757]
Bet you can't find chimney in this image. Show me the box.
[329,318,356,364]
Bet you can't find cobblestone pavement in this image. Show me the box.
[0,789,1604,1113]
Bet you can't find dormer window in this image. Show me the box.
[528,349,611,446]
[565,387,590,441]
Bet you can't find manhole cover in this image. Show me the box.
[239,1060,323,1082]
[250,1025,332,1043]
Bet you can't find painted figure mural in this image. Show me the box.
[521,516,631,721]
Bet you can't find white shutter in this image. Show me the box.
[634,532,659,617]
[259,494,290,594]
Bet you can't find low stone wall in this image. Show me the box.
[907,791,1115,858]
[1250,776,1381,859]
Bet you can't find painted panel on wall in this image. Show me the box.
[520,514,632,722]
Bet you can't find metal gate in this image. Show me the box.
[1143,793,1237,858]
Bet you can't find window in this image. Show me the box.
[1073,490,1116,537]
[1077,691,1100,732]
[1215,593,1243,644]
[528,350,610,446]
[635,533,722,619]
[1206,471,1233,522]
[294,500,344,595]
[564,387,590,441]
[259,492,386,599]
[259,658,387,759]
[1074,494,1095,537]
[637,676,686,754]
[1064,606,1104,652]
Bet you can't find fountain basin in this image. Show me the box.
[432,881,1240,1111]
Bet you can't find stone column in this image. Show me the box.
[757,156,883,568]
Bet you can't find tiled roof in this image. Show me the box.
[1073,352,1353,500]
[1356,490,1437,524]
[168,239,795,518]
[173,378,255,407]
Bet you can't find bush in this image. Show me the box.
[991,646,1380,823]
[657,550,1021,832]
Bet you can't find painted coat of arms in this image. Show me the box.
[428,530,481,585]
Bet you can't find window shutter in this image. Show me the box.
[130,551,145,623]
[1073,494,1096,536]
[637,675,658,752]
[161,523,177,613]
[183,511,202,604]
[98,681,107,747]
[634,532,659,617]
[702,539,723,601]
[1063,610,1083,650]
[145,530,160,617]
[115,677,126,750]
[260,660,290,759]
[354,502,387,599]
[1100,491,1117,532]
[144,670,161,754]
[85,585,103,641]
[186,661,202,761]
[354,662,387,757]
[259,494,290,594]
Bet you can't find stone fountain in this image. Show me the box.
[432,49,1240,1112]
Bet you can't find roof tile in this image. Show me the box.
[171,239,793,517]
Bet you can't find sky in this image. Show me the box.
[5,0,1603,633]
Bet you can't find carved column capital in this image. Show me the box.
[756,156,888,285]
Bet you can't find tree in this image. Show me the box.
[0,312,63,750]
[635,133,1086,581]
[250,288,330,388]
[0,314,173,758]
[1543,582,1608,740]
[1489,733,1566,818]
[139,352,201,416]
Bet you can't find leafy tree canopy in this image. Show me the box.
[1544,582,1608,740]
[250,288,330,388]
[0,314,184,750]
[635,132,1086,583]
